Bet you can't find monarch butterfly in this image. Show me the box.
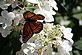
[23,11,45,43]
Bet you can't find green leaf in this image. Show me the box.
[9,31,22,52]
[9,31,20,39]
[73,37,82,50]
[0,31,22,55]
[73,50,80,55]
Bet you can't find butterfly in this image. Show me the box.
[23,11,45,43]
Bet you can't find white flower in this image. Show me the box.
[26,0,58,22]
[52,26,74,55]
[26,0,39,4]
[0,24,12,37]
[0,10,15,37]
[21,40,43,55]
[34,0,58,22]
[0,1,10,9]
[1,10,15,26]
[48,0,58,10]
[41,44,53,55]
[43,23,53,30]
[54,40,73,55]
[14,14,23,25]
[26,0,58,10]
[79,20,82,25]
[14,0,73,55]
[34,8,55,22]
[60,26,74,44]
[19,25,73,55]
[56,46,70,55]
[16,50,26,55]
[22,43,36,54]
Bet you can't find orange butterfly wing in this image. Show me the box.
[23,11,44,43]
[23,22,43,43]
[23,22,33,43]
[23,11,35,20]
[30,14,44,20]
[29,22,43,33]
[23,11,44,20]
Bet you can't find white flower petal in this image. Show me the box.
[50,8,56,15]
[14,14,23,25]
[23,48,29,54]
[56,46,70,55]
[1,11,14,26]
[34,40,42,49]
[4,19,12,26]
[42,44,53,55]
[26,0,39,4]
[1,26,12,37]
[60,26,73,39]
[43,23,53,30]
[7,12,15,20]
[0,1,10,9]
[16,50,26,55]
[2,23,7,29]
[0,16,5,23]
[52,52,56,55]
[0,27,4,33]
[27,42,36,47]
[1,10,8,18]
[34,9,54,22]
[49,0,58,10]
[61,40,73,51]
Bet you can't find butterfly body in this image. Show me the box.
[23,11,44,43]
[25,19,36,22]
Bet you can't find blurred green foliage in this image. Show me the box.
[0,31,21,55]
[54,0,82,55]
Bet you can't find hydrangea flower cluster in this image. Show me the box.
[0,0,73,55]
[16,24,73,55]
[0,0,23,37]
